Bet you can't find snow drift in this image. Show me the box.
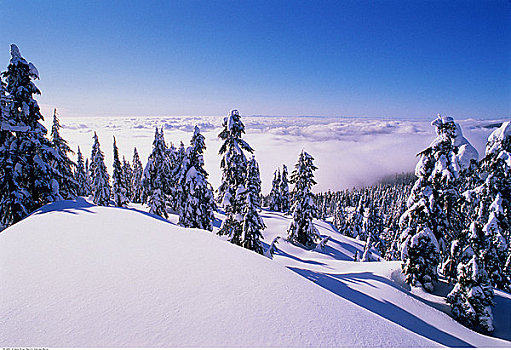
[1,199,510,347]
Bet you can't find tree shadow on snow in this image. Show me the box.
[123,207,178,226]
[33,197,95,216]
[314,220,341,235]
[315,244,353,261]
[288,267,473,347]
[277,250,328,266]
[492,292,511,341]
[327,237,362,255]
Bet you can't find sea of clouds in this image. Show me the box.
[42,115,508,193]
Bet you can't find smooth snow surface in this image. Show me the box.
[1,199,510,347]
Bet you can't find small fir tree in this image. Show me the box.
[178,126,216,230]
[280,164,291,213]
[269,169,281,211]
[74,146,91,196]
[111,137,128,207]
[121,156,133,201]
[247,156,262,209]
[131,147,144,203]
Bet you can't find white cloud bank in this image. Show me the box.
[43,115,509,193]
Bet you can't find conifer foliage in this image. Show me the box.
[112,137,128,207]
[217,109,254,241]
[0,44,60,227]
[447,222,495,333]
[131,147,144,203]
[121,156,133,201]
[399,115,464,292]
[50,108,77,199]
[141,128,171,218]
[280,164,290,213]
[238,156,265,254]
[268,164,290,213]
[74,146,91,196]
[90,132,111,206]
[178,126,215,230]
[287,150,319,247]
[269,169,281,211]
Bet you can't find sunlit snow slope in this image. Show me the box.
[1,198,510,347]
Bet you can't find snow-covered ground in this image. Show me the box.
[41,115,508,192]
[1,198,510,347]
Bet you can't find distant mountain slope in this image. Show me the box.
[0,198,509,347]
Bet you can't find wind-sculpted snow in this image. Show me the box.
[43,115,508,192]
[1,199,510,346]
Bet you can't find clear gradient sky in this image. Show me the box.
[0,0,510,119]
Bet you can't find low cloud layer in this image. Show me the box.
[46,115,508,193]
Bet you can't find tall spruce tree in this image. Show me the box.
[280,164,291,213]
[112,137,127,207]
[400,115,464,292]
[178,126,215,230]
[131,147,143,203]
[90,132,111,206]
[217,109,254,240]
[0,44,60,227]
[287,150,319,247]
[74,146,90,196]
[50,108,77,199]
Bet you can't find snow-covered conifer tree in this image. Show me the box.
[246,156,262,209]
[236,157,265,254]
[280,164,291,213]
[287,150,319,247]
[217,109,254,239]
[85,157,93,194]
[400,115,475,291]
[0,44,59,227]
[447,222,494,333]
[141,128,171,218]
[269,169,281,211]
[90,132,111,206]
[178,126,215,230]
[74,146,90,196]
[464,122,511,289]
[131,147,143,203]
[111,137,127,207]
[50,108,77,199]
[121,156,133,201]
[333,201,347,234]
[361,204,383,261]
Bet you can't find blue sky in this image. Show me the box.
[0,0,510,119]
